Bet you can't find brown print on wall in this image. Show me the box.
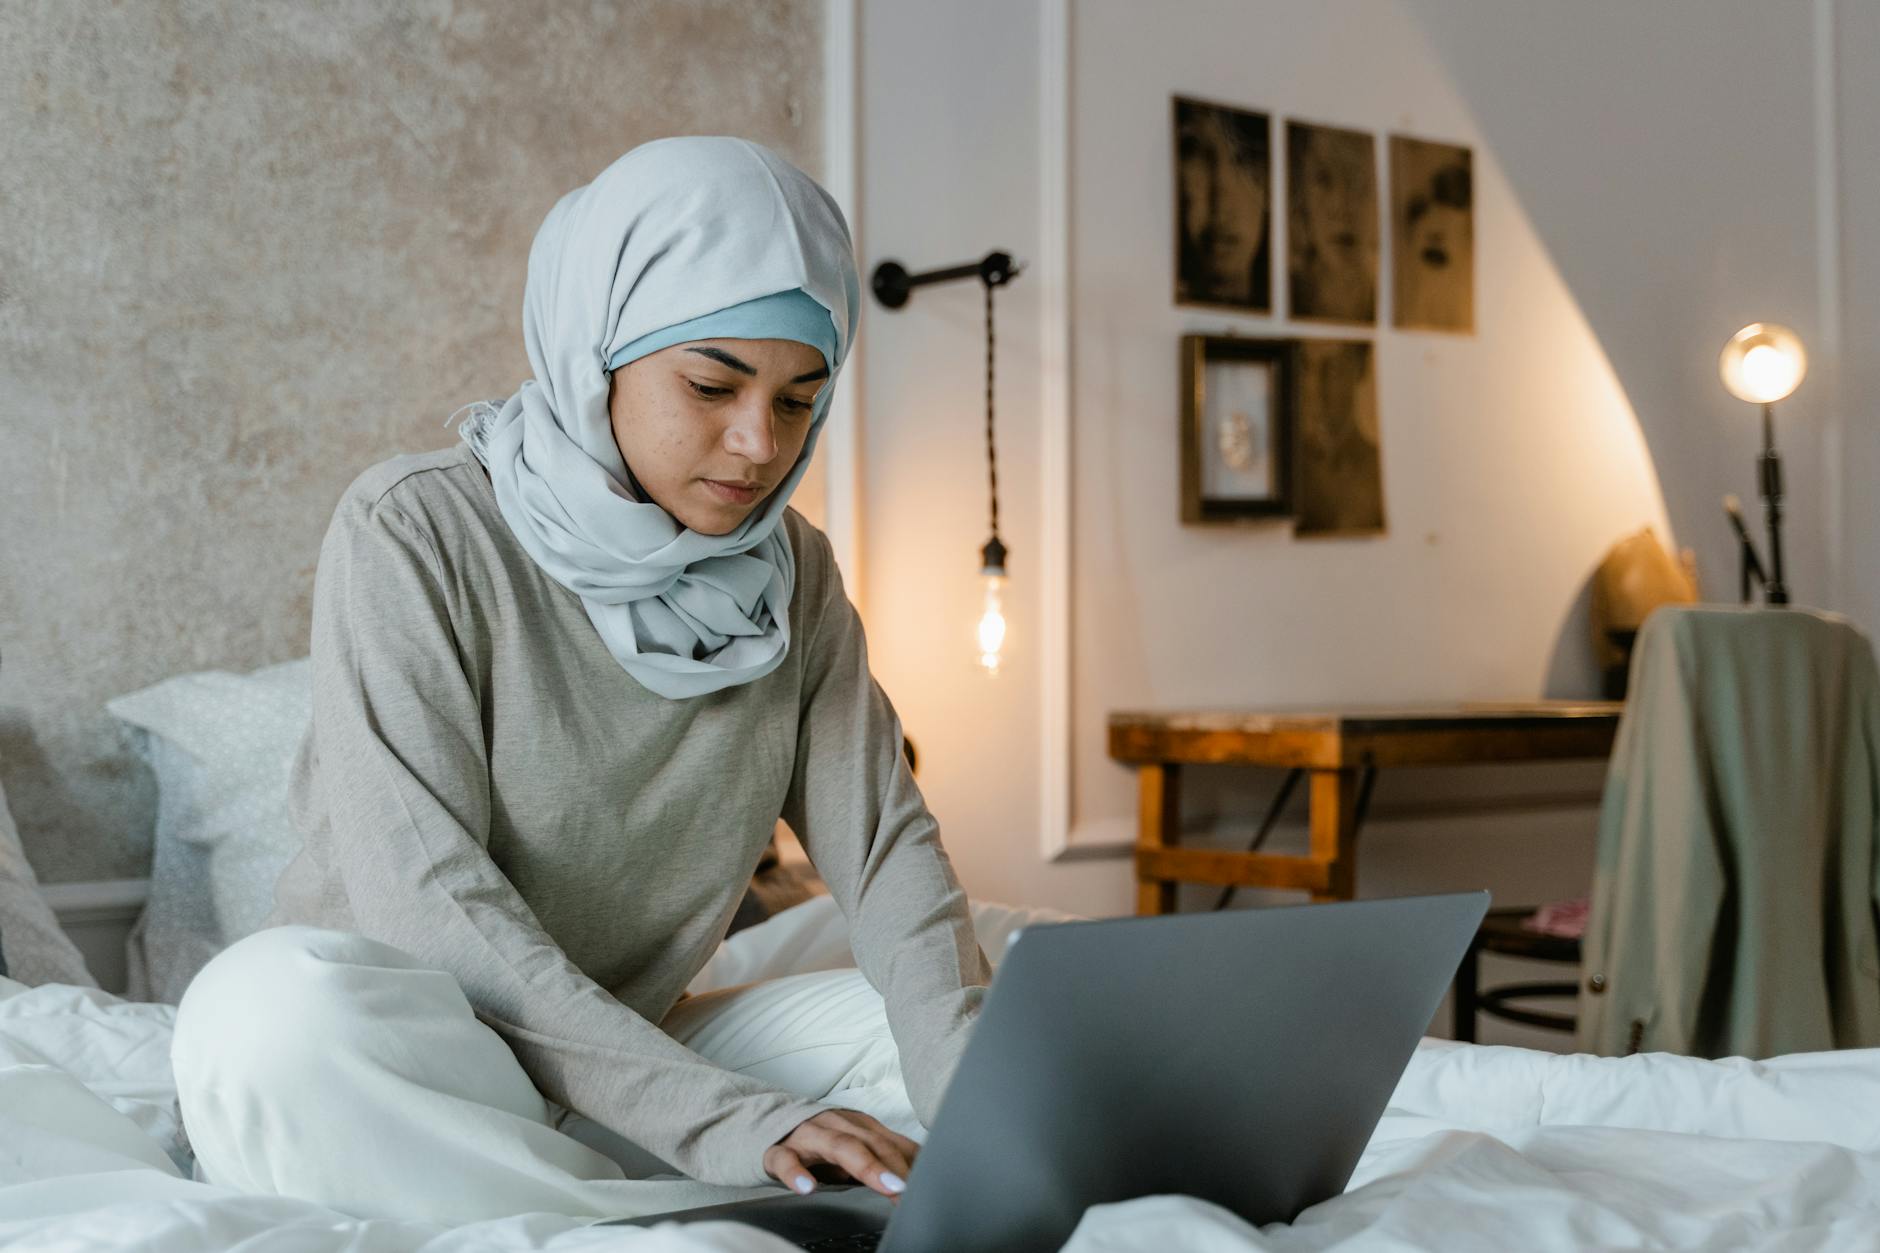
[1293,339,1385,537]
[1286,120,1378,324]
[1173,95,1272,314]
[1390,135,1474,333]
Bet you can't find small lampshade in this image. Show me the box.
[1719,323,1807,405]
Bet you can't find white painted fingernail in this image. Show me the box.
[880,1171,906,1193]
[794,1175,815,1194]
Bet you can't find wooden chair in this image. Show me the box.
[1453,606,1880,1055]
[1451,908,1580,1043]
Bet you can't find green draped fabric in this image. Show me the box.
[1577,605,1880,1058]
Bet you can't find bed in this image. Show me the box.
[5,890,1880,1250]
[4,663,1880,1249]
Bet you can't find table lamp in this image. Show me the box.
[1718,322,1806,606]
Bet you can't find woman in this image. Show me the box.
[170,136,994,1225]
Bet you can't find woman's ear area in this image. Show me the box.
[605,361,634,422]
[604,363,634,454]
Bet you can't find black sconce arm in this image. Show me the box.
[871,251,1023,309]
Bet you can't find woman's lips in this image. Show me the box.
[704,478,760,504]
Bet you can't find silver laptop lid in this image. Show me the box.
[880,891,1490,1253]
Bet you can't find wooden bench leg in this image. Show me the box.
[1307,768,1360,903]
[1135,762,1181,916]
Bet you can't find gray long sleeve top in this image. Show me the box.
[266,443,992,1187]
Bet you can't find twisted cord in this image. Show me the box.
[985,279,1000,540]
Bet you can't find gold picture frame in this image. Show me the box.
[1180,334,1294,523]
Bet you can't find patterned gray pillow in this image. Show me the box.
[107,659,311,1004]
[0,773,98,988]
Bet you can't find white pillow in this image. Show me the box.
[0,775,98,989]
[107,659,311,1004]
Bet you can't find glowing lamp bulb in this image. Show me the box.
[976,575,1007,674]
[1720,323,1807,405]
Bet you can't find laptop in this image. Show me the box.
[605,890,1490,1251]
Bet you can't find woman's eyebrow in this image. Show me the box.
[684,345,828,384]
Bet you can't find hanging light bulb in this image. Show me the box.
[867,248,1023,675]
[974,259,1012,675]
[977,536,1008,673]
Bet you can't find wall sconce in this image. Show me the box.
[871,250,1024,673]
[1718,322,1807,606]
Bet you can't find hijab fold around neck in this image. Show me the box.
[455,137,861,700]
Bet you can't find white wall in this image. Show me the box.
[858,0,1138,918]
[853,0,1853,1007]
[1068,0,1690,868]
[1836,0,1880,632]
[1404,0,1834,609]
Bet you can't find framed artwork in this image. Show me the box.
[1173,95,1272,314]
[1292,338,1385,537]
[1286,119,1379,324]
[1180,334,1293,523]
[1389,134,1474,332]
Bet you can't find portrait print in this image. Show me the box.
[1180,335,1291,522]
[1174,96,1272,314]
[1286,121,1378,324]
[1390,135,1474,332]
[1293,339,1384,537]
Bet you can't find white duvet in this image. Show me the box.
[4,900,1879,1251]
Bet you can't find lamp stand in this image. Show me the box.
[1758,403,1789,606]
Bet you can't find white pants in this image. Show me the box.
[170,923,922,1225]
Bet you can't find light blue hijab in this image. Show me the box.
[457,137,861,700]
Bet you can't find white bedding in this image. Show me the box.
[4,900,1879,1251]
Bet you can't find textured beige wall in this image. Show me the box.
[0,0,824,882]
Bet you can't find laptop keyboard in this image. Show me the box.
[798,1234,882,1252]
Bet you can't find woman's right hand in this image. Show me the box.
[764,1109,919,1202]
